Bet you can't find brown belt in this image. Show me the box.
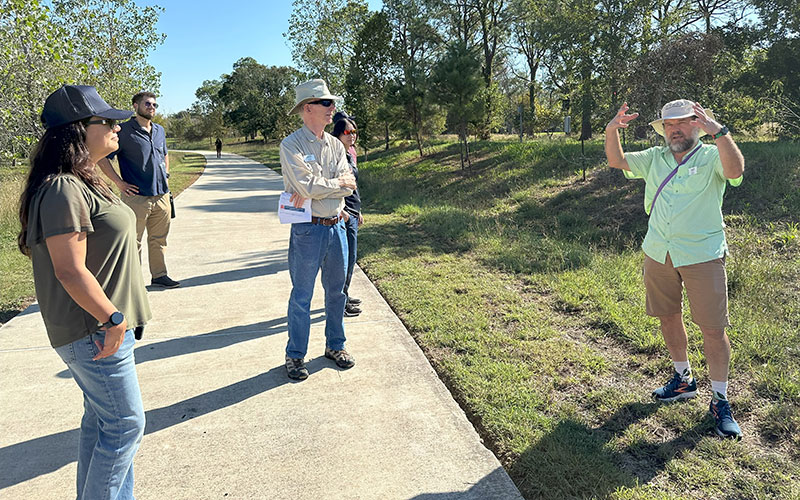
[311,213,344,226]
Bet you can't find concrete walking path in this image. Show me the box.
[0,152,524,499]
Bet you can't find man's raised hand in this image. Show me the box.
[690,102,723,137]
[607,103,639,131]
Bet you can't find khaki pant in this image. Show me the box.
[122,192,171,279]
[643,253,729,329]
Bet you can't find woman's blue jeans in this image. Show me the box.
[286,221,348,359]
[343,215,359,299]
[54,329,145,500]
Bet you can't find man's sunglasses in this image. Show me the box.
[308,99,334,107]
[142,101,158,108]
[342,129,357,136]
[86,119,117,128]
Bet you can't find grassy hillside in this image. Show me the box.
[348,136,799,499]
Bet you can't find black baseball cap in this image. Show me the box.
[41,85,132,129]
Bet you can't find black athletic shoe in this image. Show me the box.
[151,275,180,288]
[344,303,361,317]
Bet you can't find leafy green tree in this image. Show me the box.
[191,79,226,143]
[52,0,165,108]
[284,0,370,92]
[431,41,483,169]
[384,0,443,157]
[0,0,72,165]
[0,0,164,163]
[507,0,557,131]
[218,58,304,141]
[473,0,508,137]
[345,11,394,159]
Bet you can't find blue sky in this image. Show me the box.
[145,0,384,114]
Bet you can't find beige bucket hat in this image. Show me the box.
[288,79,341,115]
[649,99,715,136]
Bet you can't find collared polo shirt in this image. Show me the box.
[280,125,353,218]
[624,141,743,267]
[107,118,169,196]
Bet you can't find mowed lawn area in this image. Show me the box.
[229,136,799,499]
[0,151,206,325]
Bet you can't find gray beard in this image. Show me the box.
[668,133,697,153]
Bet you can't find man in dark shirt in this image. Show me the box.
[98,91,180,288]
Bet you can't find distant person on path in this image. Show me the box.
[98,91,180,288]
[280,79,358,380]
[332,111,364,317]
[605,99,745,439]
[215,137,222,158]
[18,85,151,499]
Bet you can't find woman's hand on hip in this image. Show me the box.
[94,321,128,360]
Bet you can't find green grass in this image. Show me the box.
[0,151,205,325]
[238,135,800,499]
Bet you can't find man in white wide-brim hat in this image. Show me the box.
[605,99,746,439]
[279,78,358,381]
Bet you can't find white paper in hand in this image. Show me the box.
[278,192,312,224]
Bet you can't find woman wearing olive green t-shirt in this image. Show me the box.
[18,85,151,500]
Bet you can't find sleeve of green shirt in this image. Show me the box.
[622,147,656,180]
[280,141,352,200]
[709,146,743,187]
[37,176,94,241]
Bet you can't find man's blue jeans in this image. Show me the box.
[54,329,145,500]
[287,221,348,359]
[343,214,359,300]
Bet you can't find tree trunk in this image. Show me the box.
[579,60,593,141]
[464,134,471,170]
[385,122,389,150]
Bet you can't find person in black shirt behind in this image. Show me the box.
[332,112,363,317]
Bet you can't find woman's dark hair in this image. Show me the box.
[332,117,356,138]
[17,120,114,256]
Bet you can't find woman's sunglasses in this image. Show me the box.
[86,119,117,129]
[309,99,334,107]
[342,129,358,136]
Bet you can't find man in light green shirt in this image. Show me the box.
[605,99,745,439]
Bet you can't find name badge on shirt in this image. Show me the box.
[688,166,698,176]
[304,154,316,163]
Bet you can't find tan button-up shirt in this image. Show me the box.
[280,125,353,218]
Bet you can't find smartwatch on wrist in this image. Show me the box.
[712,125,729,140]
[102,311,124,329]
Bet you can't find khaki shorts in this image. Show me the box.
[643,253,730,329]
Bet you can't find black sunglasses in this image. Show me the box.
[308,99,334,107]
[86,119,117,128]
[142,101,158,108]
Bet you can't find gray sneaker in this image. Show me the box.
[324,347,355,369]
[285,356,309,380]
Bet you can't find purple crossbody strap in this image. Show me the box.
[649,145,702,215]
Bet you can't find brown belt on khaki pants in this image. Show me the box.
[311,213,344,226]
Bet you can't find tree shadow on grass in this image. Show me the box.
[509,402,710,499]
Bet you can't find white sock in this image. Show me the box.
[711,380,728,400]
[673,361,692,380]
